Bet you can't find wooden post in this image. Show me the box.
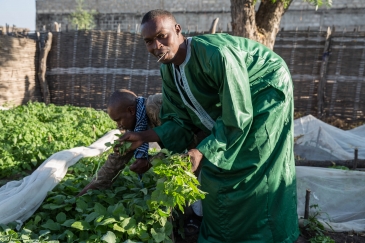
[54,22,59,32]
[135,23,139,33]
[38,32,53,104]
[353,148,358,170]
[317,27,332,117]
[117,23,120,33]
[304,189,311,219]
[209,17,219,34]
[36,32,41,49]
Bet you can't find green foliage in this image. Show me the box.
[104,134,132,155]
[309,235,335,243]
[253,0,332,10]
[302,0,332,10]
[0,102,115,178]
[0,145,205,242]
[302,204,334,243]
[329,165,349,170]
[69,0,97,30]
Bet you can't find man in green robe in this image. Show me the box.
[119,9,299,243]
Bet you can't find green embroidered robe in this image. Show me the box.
[153,34,299,243]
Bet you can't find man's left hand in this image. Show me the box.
[130,158,151,174]
[188,149,203,173]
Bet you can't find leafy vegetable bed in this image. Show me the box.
[0,102,205,242]
[0,149,204,243]
[0,102,115,178]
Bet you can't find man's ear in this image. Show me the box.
[127,105,136,115]
[175,24,182,36]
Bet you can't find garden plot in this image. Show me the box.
[1,104,365,242]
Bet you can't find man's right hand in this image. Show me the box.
[117,129,161,153]
[118,131,145,152]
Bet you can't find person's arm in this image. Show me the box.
[152,66,197,153]
[117,129,160,174]
[195,48,254,170]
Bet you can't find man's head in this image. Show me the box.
[141,9,186,65]
[107,89,137,131]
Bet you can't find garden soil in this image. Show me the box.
[176,232,365,243]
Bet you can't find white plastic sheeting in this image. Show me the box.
[294,115,365,232]
[296,166,365,232]
[0,129,120,225]
[294,115,365,160]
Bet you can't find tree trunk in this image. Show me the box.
[230,0,257,40]
[230,0,293,50]
[37,32,52,104]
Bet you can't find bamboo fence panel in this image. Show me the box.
[47,31,162,110]
[2,29,365,123]
[324,31,365,121]
[274,30,326,117]
[0,34,42,106]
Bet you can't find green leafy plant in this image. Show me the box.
[303,0,333,10]
[255,0,332,9]
[329,165,349,170]
[302,204,335,243]
[69,0,97,30]
[0,102,115,179]
[0,143,205,242]
[309,235,335,243]
[104,134,131,155]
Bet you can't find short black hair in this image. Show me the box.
[141,9,177,25]
[108,89,136,109]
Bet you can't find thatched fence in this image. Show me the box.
[0,28,42,106]
[275,28,365,121]
[1,28,365,122]
[46,30,162,109]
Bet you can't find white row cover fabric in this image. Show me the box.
[0,129,120,225]
[294,115,365,160]
[296,166,365,232]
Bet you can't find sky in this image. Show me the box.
[0,0,36,31]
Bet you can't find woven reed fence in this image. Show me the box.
[0,32,42,106]
[1,28,365,122]
[46,30,162,109]
[275,28,365,121]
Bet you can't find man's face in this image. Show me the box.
[141,16,181,64]
[107,105,136,131]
